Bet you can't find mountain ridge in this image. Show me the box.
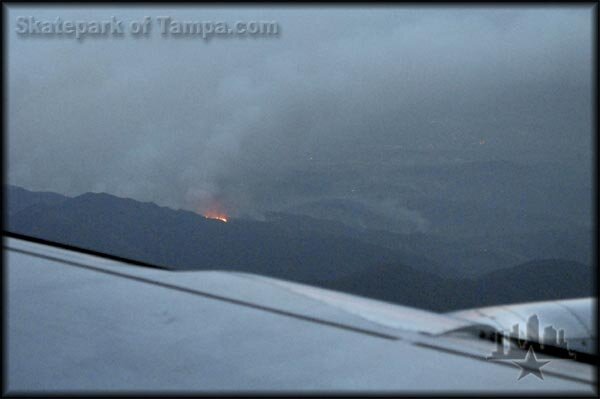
[6,185,593,311]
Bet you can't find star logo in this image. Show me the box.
[512,347,551,380]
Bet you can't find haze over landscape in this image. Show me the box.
[6,6,594,310]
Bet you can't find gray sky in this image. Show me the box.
[7,6,594,216]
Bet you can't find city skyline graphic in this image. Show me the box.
[486,313,576,380]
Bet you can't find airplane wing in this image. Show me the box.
[449,298,596,358]
[4,236,597,394]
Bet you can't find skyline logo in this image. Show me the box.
[486,313,576,381]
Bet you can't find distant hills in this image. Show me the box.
[329,259,593,311]
[5,185,594,311]
[7,185,68,214]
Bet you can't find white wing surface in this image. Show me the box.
[5,237,596,393]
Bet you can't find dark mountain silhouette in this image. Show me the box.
[466,259,594,309]
[265,211,591,279]
[329,259,593,311]
[6,187,436,284]
[6,185,68,214]
[5,185,593,311]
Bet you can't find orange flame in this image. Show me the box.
[204,212,228,223]
[199,197,229,223]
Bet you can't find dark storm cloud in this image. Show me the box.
[7,6,593,216]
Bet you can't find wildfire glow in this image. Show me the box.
[204,212,228,223]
